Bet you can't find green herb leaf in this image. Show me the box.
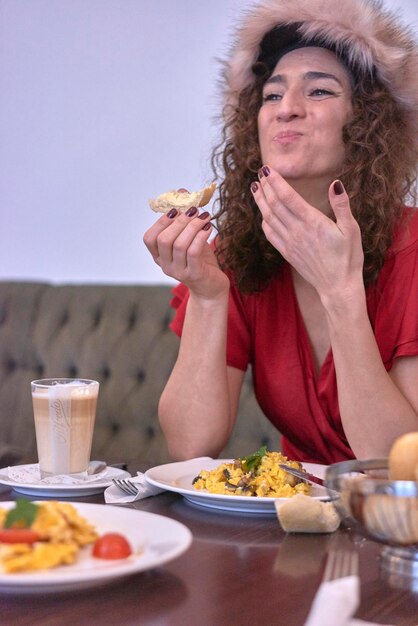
[4,500,39,529]
[240,445,268,472]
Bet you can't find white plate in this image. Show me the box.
[0,465,131,497]
[0,501,192,593]
[145,457,330,515]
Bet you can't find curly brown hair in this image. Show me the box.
[210,67,418,294]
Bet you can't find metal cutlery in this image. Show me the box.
[278,463,326,486]
[112,478,139,496]
[278,463,339,498]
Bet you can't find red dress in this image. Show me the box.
[170,209,418,464]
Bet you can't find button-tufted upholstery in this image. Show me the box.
[0,281,280,466]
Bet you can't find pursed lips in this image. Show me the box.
[273,130,303,144]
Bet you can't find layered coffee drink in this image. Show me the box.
[31,379,99,478]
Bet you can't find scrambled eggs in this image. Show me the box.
[0,501,98,573]
[193,450,311,498]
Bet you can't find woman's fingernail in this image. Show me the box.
[262,165,270,177]
[167,208,178,218]
[258,168,264,179]
[202,222,212,231]
[251,182,258,193]
[198,211,210,220]
[333,180,345,195]
[185,206,198,217]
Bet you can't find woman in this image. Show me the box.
[143,0,418,464]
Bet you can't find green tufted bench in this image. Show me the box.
[0,281,280,467]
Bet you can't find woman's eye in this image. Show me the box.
[309,88,334,97]
[262,93,282,103]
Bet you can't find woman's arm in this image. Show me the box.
[323,286,418,458]
[253,167,418,458]
[159,294,246,458]
[143,208,245,460]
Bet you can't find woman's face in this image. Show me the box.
[257,47,353,187]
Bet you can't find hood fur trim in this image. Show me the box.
[224,0,418,136]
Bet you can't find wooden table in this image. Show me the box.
[1,477,418,626]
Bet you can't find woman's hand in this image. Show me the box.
[251,166,364,301]
[144,204,235,461]
[143,206,229,299]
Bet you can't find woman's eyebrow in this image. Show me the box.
[264,74,285,86]
[304,71,343,85]
[265,71,343,86]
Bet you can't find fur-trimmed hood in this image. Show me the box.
[224,0,418,138]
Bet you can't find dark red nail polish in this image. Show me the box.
[258,168,264,179]
[198,211,210,220]
[185,206,198,217]
[167,208,178,218]
[251,182,258,193]
[334,180,344,195]
[202,222,211,231]
[262,166,270,177]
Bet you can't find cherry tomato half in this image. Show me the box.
[0,529,40,544]
[92,533,132,560]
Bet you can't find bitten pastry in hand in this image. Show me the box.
[149,182,216,213]
[275,494,340,533]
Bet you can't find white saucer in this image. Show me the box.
[0,464,131,497]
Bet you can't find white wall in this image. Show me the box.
[1,0,417,285]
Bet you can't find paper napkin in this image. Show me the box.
[7,463,109,485]
[104,472,165,504]
[304,576,394,626]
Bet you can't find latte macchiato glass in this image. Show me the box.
[31,378,99,478]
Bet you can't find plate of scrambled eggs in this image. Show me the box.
[145,450,329,515]
[0,501,192,593]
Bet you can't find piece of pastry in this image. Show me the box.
[149,182,216,213]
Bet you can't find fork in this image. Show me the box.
[304,549,360,626]
[112,478,139,496]
[322,548,359,582]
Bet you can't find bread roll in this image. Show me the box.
[149,182,216,213]
[388,431,418,481]
[363,493,418,544]
[275,494,340,533]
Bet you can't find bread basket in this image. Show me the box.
[325,459,418,590]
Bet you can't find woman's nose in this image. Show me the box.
[276,90,305,120]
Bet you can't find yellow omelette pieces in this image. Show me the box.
[194,451,311,498]
[0,501,98,574]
